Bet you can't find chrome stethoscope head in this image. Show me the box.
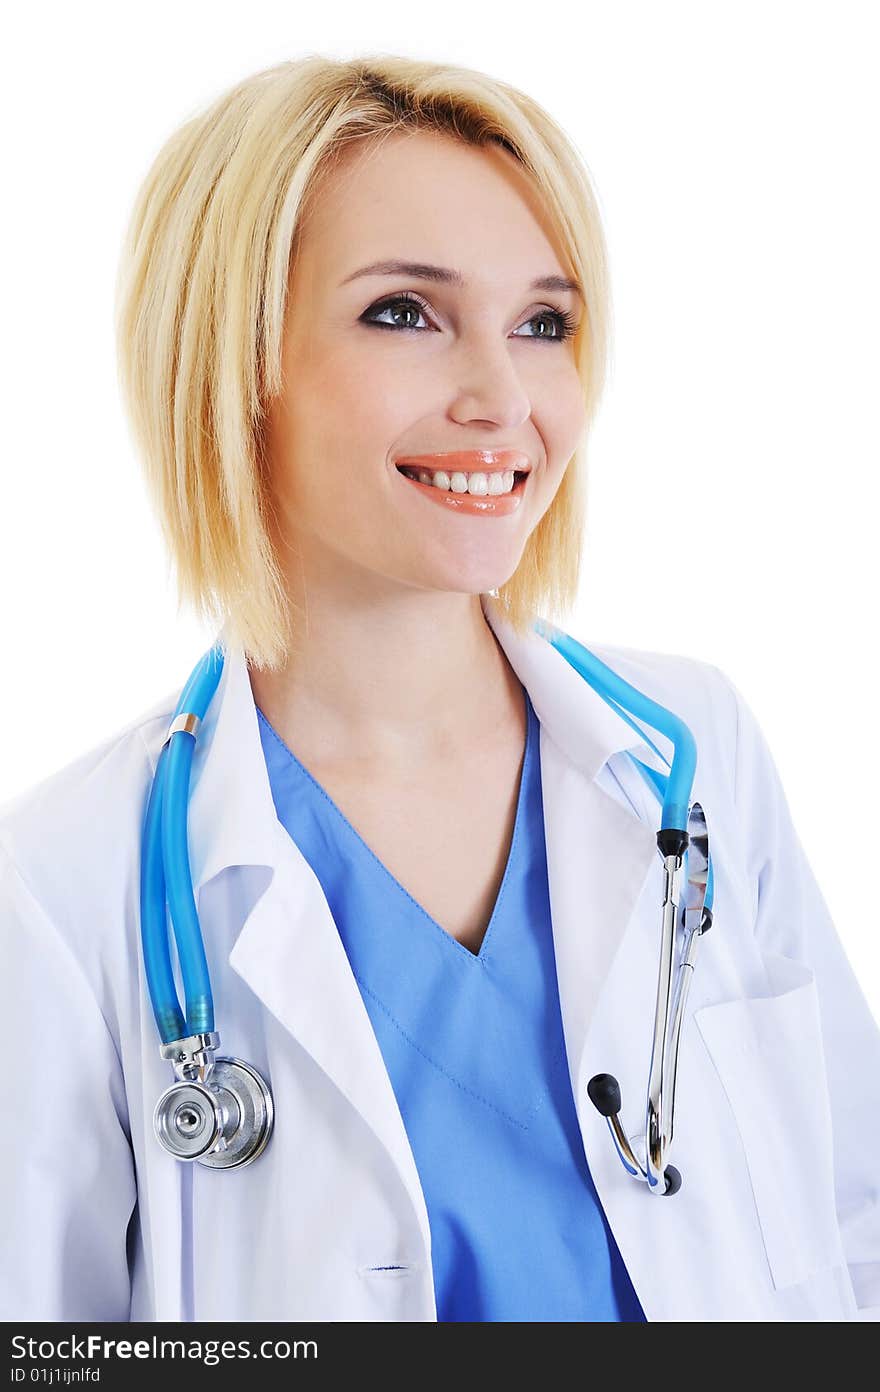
[153,1031,274,1169]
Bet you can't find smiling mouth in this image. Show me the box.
[395,464,529,496]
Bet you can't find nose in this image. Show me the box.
[447,333,532,431]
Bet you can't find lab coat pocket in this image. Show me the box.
[693,953,844,1292]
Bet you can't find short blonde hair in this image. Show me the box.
[114,54,611,671]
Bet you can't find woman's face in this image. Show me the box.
[265,128,588,600]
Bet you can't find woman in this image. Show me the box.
[1,54,878,1324]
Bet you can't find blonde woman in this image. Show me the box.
[1,55,878,1324]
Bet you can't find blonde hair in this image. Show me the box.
[114,54,611,671]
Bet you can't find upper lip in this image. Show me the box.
[395,449,531,474]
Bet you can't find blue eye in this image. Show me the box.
[360,292,579,343]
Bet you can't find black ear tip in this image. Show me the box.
[587,1073,621,1117]
[663,1164,682,1195]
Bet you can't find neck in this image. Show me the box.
[247,575,523,772]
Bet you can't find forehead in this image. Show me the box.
[295,128,570,288]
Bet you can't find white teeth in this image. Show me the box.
[400,466,521,495]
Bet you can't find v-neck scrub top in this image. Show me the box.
[256,688,646,1323]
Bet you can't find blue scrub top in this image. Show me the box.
[256,688,646,1323]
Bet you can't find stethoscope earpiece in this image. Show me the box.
[663,1165,682,1196]
[587,1073,622,1117]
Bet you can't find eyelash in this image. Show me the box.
[360,290,579,344]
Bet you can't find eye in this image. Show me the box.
[360,292,432,332]
[513,308,580,344]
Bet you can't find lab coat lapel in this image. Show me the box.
[181,599,668,1275]
[226,829,438,1260]
[538,733,660,1112]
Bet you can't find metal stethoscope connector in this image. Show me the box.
[153,1030,274,1169]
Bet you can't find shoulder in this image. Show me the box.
[0,682,181,975]
[559,635,779,880]
[578,636,742,778]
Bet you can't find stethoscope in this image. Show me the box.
[141,620,713,1190]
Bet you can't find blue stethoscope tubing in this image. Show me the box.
[141,620,714,1179]
[141,645,224,1045]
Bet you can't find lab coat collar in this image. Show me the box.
[185,591,670,896]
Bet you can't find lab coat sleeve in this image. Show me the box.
[0,842,137,1321]
[716,669,880,1321]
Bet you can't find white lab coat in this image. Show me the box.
[2,593,879,1323]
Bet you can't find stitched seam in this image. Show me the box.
[354,973,564,1132]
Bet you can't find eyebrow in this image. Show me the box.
[339,258,583,299]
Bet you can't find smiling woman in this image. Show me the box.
[113,56,610,675]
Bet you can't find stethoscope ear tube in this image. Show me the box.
[140,748,187,1043]
[139,647,225,1045]
[588,801,713,1196]
[537,617,715,1197]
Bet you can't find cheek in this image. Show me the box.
[294,336,435,469]
[538,364,588,474]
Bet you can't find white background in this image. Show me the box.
[2,2,878,1022]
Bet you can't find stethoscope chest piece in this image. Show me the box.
[154,1033,274,1170]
